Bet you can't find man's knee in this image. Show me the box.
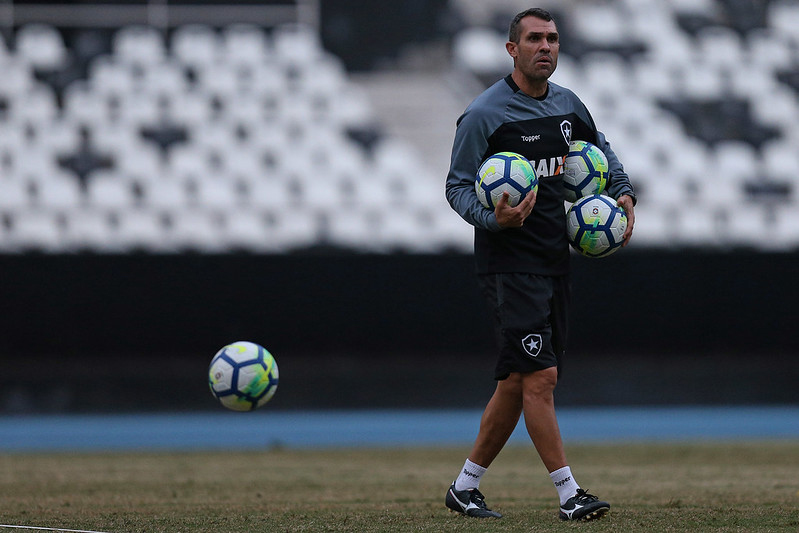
[496,372,524,396]
[522,367,558,398]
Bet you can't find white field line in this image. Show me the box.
[0,525,112,533]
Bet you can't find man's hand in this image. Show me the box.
[616,194,635,247]
[495,190,536,228]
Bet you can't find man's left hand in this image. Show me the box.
[617,194,635,247]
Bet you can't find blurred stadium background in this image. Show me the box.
[1,0,798,415]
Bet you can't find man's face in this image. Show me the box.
[507,16,559,82]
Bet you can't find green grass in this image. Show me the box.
[1,442,798,532]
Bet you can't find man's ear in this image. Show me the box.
[506,41,517,59]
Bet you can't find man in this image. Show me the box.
[443,8,635,522]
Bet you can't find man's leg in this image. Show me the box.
[520,367,566,472]
[520,367,610,520]
[468,373,524,467]
[445,374,522,518]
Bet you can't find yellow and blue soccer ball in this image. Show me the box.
[475,152,538,209]
[208,341,279,411]
[566,194,627,258]
[563,140,608,202]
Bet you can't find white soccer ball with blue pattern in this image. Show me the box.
[475,152,538,209]
[563,140,608,202]
[209,341,279,411]
[566,194,627,258]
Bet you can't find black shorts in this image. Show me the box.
[478,273,570,380]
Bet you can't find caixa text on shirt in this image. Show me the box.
[529,155,565,178]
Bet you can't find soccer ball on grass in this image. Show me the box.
[208,341,279,411]
[563,140,608,202]
[566,194,627,258]
[475,152,538,209]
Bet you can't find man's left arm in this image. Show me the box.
[596,131,635,246]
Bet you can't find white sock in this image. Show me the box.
[454,459,486,491]
[550,466,580,505]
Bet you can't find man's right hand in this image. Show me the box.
[495,190,536,228]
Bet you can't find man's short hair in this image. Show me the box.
[509,8,555,43]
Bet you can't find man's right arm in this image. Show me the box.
[445,110,504,232]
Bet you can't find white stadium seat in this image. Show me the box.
[224,208,276,252]
[171,24,220,68]
[112,25,167,66]
[221,24,271,66]
[63,210,119,251]
[14,24,68,70]
[32,173,84,211]
[115,209,171,252]
[85,170,139,210]
[5,211,66,252]
[325,207,379,251]
[0,178,32,211]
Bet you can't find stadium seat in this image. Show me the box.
[761,139,799,181]
[427,209,474,253]
[726,63,778,100]
[112,25,167,66]
[191,178,244,211]
[724,205,772,249]
[14,24,69,71]
[626,205,674,248]
[772,204,799,250]
[171,24,221,68]
[140,177,190,211]
[62,80,115,125]
[376,207,431,253]
[104,137,163,181]
[221,23,271,66]
[264,206,321,251]
[169,143,216,178]
[325,207,378,251]
[7,84,59,124]
[746,28,795,73]
[224,208,276,252]
[681,64,724,101]
[87,55,134,96]
[85,170,139,210]
[137,60,189,97]
[711,141,759,183]
[451,27,509,77]
[5,211,66,252]
[767,1,799,40]
[31,173,84,211]
[674,208,722,248]
[165,210,227,252]
[63,210,118,251]
[294,173,347,211]
[749,86,799,131]
[0,178,32,211]
[273,23,323,66]
[351,176,396,207]
[115,208,171,252]
[0,57,36,96]
[572,5,626,46]
[695,26,745,71]
[244,178,296,211]
[247,61,290,99]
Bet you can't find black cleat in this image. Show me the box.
[559,488,610,521]
[445,483,503,518]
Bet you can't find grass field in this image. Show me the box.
[1,442,798,532]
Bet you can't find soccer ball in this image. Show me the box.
[208,341,279,411]
[566,194,627,258]
[475,152,538,209]
[563,140,608,202]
